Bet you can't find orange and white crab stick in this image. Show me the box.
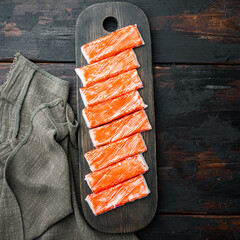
[84,133,147,172]
[86,175,150,215]
[79,69,143,107]
[75,49,139,87]
[89,109,151,147]
[83,91,147,128]
[85,154,148,193]
[81,24,144,64]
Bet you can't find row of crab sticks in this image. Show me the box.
[76,25,151,215]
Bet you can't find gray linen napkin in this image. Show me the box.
[0,53,138,240]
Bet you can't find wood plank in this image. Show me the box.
[0,0,239,63]
[75,2,157,233]
[154,64,240,214]
[136,214,240,240]
[1,63,240,214]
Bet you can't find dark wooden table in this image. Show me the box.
[0,0,240,239]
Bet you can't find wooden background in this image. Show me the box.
[0,0,240,239]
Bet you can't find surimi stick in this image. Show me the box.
[84,133,146,171]
[81,24,144,64]
[75,49,139,87]
[83,91,147,128]
[89,110,151,147]
[85,154,148,193]
[86,175,150,215]
[79,69,143,107]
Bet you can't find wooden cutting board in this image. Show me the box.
[76,2,157,233]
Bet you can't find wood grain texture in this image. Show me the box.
[136,214,240,240]
[1,62,240,238]
[154,65,240,214]
[75,2,157,233]
[0,0,239,63]
[1,63,239,216]
[1,0,240,238]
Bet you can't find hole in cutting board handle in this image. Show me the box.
[103,17,118,32]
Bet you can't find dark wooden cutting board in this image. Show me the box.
[76,2,157,233]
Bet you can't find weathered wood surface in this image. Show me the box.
[154,65,240,215]
[1,0,240,238]
[75,2,157,233]
[0,0,240,63]
[136,215,240,240]
[1,63,239,217]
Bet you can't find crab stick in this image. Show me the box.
[79,69,143,107]
[83,91,147,128]
[86,175,150,215]
[75,49,139,87]
[85,133,146,171]
[81,24,144,64]
[89,110,151,147]
[85,154,148,193]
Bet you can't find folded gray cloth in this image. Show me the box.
[0,53,138,240]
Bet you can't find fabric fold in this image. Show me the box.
[0,53,138,240]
